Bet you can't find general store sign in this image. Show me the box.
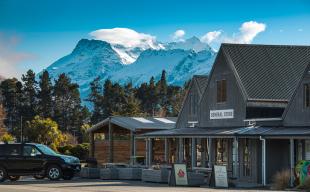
[210,109,234,119]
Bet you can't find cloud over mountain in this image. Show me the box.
[89,28,163,50]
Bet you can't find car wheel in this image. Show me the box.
[47,165,62,181]
[33,174,45,180]
[9,176,20,181]
[62,173,74,180]
[0,167,7,182]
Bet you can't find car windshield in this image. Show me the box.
[36,145,58,156]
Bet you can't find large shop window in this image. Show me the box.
[242,139,251,177]
[217,80,227,103]
[216,139,228,165]
[304,84,310,108]
[306,140,310,160]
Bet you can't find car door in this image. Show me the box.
[23,145,46,173]
[5,144,24,174]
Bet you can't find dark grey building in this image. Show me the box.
[143,43,310,186]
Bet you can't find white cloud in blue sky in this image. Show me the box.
[172,29,186,41]
[0,34,33,78]
[89,28,162,49]
[201,30,222,44]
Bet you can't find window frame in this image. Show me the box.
[216,79,227,103]
[304,83,310,108]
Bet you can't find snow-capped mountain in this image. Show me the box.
[45,39,123,99]
[110,48,215,86]
[45,37,216,107]
[165,36,213,52]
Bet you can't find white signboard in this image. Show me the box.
[210,109,234,120]
[174,164,188,186]
[214,165,228,188]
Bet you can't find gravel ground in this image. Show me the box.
[0,177,285,192]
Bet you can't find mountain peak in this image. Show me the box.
[186,36,201,43]
[73,39,112,54]
[165,36,212,52]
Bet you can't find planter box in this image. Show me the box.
[142,168,169,183]
[100,168,119,180]
[80,167,100,179]
[187,172,205,186]
[117,168,142,180]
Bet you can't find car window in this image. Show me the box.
[23,145,42,157]
[6,145,21,156]
[0,146,4,156]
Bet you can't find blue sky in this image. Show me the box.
[0,0,310,77]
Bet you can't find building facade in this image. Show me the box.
[143,44,310,186]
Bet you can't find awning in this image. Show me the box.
[139,126,310,138]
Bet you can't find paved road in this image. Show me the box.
[0,178,280,192]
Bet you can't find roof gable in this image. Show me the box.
[222,44,310,101]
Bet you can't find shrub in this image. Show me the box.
[0,133,14,142]
[57,143,90,160]
[272,169,291,190]
[298,177,310,191]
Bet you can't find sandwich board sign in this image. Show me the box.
[169,164,188,186]
[214,165,228,188]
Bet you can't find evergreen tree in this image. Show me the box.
[156,70,168,116]
[0,78,23,136]
[147,76,158,116]
[21,70,38,122]
[136,82,148,112]
[102,79,113,118]
[53,73,82,133]
[37,71,53,118]
[88,77,103,124]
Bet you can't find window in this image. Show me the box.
[243,139,251,177]
[216,139,228,165]
[190,93,197,115]
[6,145,21,156]
[217,80,227,103]
[23,145,41,157]
[304,84,310,108]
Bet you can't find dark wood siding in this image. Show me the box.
[175,81,200,129]
[199,51,247,127]
[284,72,310,126]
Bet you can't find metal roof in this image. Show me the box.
[87,116,177,133]
[222,44,310,101]
[193,75,208,96]
[140,126,310,138]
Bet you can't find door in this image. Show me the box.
[5,144,24,174]
[22,145,45,174]
[239,139,258,183]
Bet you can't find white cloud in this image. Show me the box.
[200,30,222,44]
[298,28,303,32]
[0,34,33,78]
[172,29,186,41]
[89,28,162,49]
[225,21,266,44]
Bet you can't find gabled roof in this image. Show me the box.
[193,75,208,96]
[87,116,177,133]
[222,43,310,101]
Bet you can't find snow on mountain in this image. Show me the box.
[44,37,216,107]
[165,36,213,52]
[110,48,215,86]
[45,39,123,100]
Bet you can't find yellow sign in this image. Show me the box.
[173,164,188,186]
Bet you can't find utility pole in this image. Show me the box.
[20,116,23,143]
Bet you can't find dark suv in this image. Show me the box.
[0,143,81,182]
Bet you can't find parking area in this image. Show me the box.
[0,177,280,192]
